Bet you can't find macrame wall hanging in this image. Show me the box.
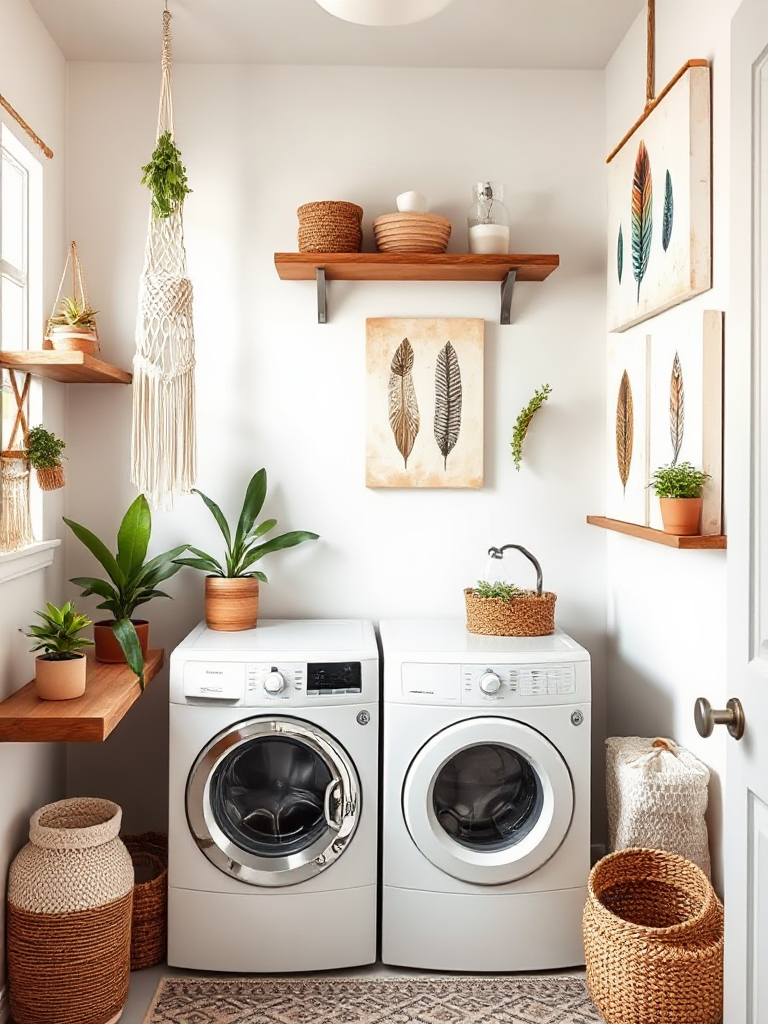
[0,372,33,553]
[131,7,196,511]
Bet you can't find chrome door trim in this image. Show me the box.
[186,715,360,887]
[402,717,574,885]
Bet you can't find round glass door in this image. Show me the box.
[403,718,573,884]
[187,717,360,887]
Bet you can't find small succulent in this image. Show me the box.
[473,580,526,601]
[24,602,94,661]
[49,296,98,330]
[649,462,710,499]
[26,425,66,470]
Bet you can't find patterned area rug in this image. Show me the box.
[144,976,605,1024]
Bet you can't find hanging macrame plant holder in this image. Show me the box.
[44,241,100,355]
[131,8,196,511]
[0,372,33,553]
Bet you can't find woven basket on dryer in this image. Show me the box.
[6,797,134,1024]
[583,848,724,1024]
[121,830,168,970]
[297,200,363,252]
[464,544,556,636]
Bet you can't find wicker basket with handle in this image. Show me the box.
[583,848,724,1024]
[464,544,556,636]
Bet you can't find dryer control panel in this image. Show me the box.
[400,661,580,705]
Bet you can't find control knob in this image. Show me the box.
[263,668,286,694]
[479,670,501,695]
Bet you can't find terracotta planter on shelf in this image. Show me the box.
[93,620,149,664]
[205,577,259,631]
[34,654,87,700]
[46,325,99,355]
[659,497,703,536]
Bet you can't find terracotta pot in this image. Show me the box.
[205,577,259,631]
[659,497,704,536]
[47,325,99,355]
[35,654,87,701]
[93,620,149,664]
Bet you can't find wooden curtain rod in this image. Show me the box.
[0,93,53,160]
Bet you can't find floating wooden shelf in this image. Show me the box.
[0,351,132,384]
[274,252,560,324]
[0,649,164,743]
[587,516,727,549]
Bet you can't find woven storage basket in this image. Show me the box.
[35,463,65,491]
[7,797,134,1024]
[583,848,724,1024]
[465,544,556,636]
[121,831,168,970]
[297,200,363,252]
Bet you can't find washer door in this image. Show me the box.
[402,717,573,885]
[187,716,361,887]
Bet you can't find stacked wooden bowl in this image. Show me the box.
[297,201,363,253]
[373,212,451,253]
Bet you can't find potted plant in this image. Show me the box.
[26,425,66,491]
[63,495,186,688]
[174,468,319,631]
[47,296,99,354]
[23,602,94,700]
[649,462,710,536]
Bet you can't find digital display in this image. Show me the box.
[306,662,362,694]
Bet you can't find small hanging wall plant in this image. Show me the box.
[26,425,66,491]
[141,130,192,219]
[510,383,552,471]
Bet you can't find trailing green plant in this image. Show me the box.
[511,383,552,471]
[26,425,66,470]
[141,130,192,219]
[63,495,187,688]
[49,296,98,330]
[649,462,710,499]
[474,580,525,601]
[24,602,94,661]
[174,469,319,581]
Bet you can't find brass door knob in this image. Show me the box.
[694,697,745,740]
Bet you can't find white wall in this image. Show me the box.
[0,0,67,1003]
[604,0,742,895]
[64,63,608,833]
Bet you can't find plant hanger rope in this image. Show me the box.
[131,6,196,511]
[46,242,98,348]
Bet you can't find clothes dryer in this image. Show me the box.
[168,619,378,972]
[380,618,591,972]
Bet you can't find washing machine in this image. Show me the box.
[168,618,378,972]
[380,618,591,972]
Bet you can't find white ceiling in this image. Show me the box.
[27,0,644,68]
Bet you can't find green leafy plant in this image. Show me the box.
[49,296,98,330]
[141,130,192,219]
[473,580,526,601]
[26,425,66,470]
[511,383,552,471]
[24,602,94,661]
[63,495,187,688]
[649,462,710,499]
[174,469,319,580]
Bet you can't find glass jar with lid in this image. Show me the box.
[467,181,510,254]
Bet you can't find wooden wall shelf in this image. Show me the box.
[587,516,727,549]
[0,650,164,743]
[0,351,132,384]
[274,252,560,324]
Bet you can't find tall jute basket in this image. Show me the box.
[583,848,724,1024]
[7,798,134,1024]
[121,831,168,970]
[465,544,556,636]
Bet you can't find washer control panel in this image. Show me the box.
[463,663,576,702]
[182,660,366,704]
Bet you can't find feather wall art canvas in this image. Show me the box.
[606,333,650,525]
[649,310,723,535]
[607,62,711,332]
[366,318,483,488]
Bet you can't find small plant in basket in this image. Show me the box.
[26,425,66,491]
[649,461,710,536]
[23,601,94,700]
[47,296,99,354]
[464,544,556,638]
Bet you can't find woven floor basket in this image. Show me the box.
[122,831,168,970]
[7,797,134,1024]
[464,589,556,636]
[297,200,363,252]
[583,848,724,1024]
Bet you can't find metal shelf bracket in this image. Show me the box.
[500,269,517,325]
[316,268,327,324]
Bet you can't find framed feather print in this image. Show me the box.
[366,317,484,488]
[606,333,650,525]
[607,62,711,332]
[648,310,723,535]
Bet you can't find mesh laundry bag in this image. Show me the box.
[606,736,711,876]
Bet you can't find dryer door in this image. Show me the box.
[403,717,573,884]
[186,716,360,887]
